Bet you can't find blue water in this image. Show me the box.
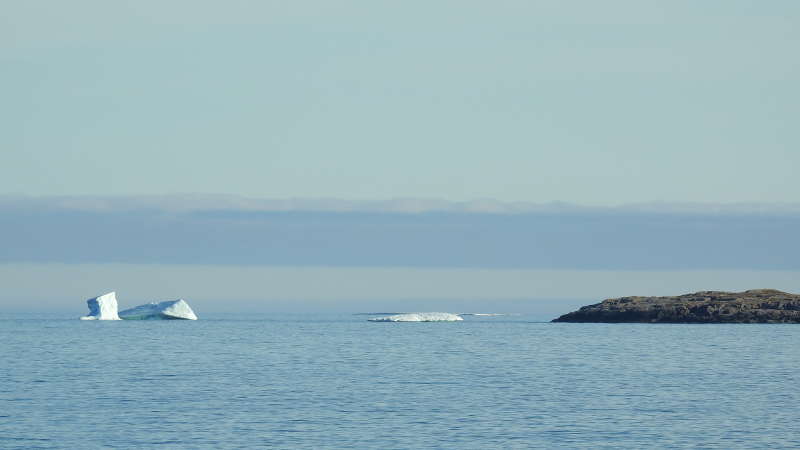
[2,313,800,449]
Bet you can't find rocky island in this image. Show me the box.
[553,289,800,323]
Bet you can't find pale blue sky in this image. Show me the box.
[3,2,799,313]
[3,1,798,203]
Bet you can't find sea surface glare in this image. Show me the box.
[2,313,799,449]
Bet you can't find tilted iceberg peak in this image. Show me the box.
[80,292,121,320]
[119,299,198,320]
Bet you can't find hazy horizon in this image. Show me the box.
[2,195,799,315]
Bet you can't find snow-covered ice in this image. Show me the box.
[80,292,121,320]
[119,299,198,320]
[460,313,516,316]
[368,312,463,322]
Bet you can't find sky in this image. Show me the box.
[3,0,799,203]
[2,2,799,314]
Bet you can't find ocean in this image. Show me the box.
[2,313,799,449]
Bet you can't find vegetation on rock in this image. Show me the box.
[553,289,800,323]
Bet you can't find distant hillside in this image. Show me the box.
[1,199,799,269]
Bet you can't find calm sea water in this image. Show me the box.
[2,313,799,449]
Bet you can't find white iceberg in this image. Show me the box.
[80,292,121,320]
[368,312,463,322]
[460,313,515,316]
[119,299,198,320]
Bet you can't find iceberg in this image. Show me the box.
[80,292,121,320]
[460,313,516,316]
[368,312,463,322]
[119,299,198,320]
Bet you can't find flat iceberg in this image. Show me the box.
[119,299,198,320]
[368,312,463,322]
[460,313,517,316]
[80,292,121,320]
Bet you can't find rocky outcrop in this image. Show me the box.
[552,289,800,323]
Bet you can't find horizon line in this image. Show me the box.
[2,193,800,215]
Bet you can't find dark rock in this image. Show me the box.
[552,289,800,323]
